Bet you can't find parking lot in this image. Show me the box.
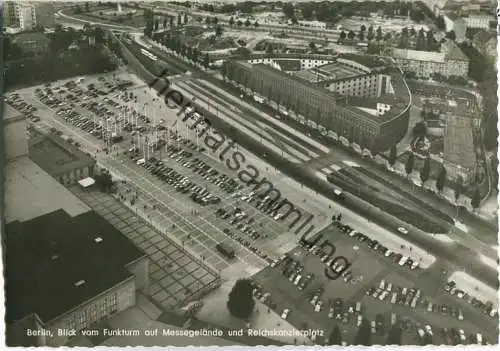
[70,186,220,310]
[251,220,497,345]
[14,72,327,278]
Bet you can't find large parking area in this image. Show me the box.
[252,220,498,346]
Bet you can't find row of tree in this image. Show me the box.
[388,147,481,209]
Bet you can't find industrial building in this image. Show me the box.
[224,54,411,152]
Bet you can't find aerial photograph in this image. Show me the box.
[1,0,498,347]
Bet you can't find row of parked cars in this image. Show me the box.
[334,219,420,271]
[444,281,497,319]
[140,152,221,206]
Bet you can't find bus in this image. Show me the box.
[216,243,235,259]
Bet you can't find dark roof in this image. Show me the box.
[28,133,95,177]
[6,209,145,324]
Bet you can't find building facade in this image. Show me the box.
[224,55,411,152]
[3,1,37,29]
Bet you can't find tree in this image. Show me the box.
[170,16,174,27]
[347,30,356,40]
[227,279,255,320]
[84,2,90,12]
[386,324,403,345]
[203,53,210,68]
[384,32,392,41]
[154,19,159,31]
[212,17,219,25]
[177,13,182,26]
[360,24,366,33]
[328,325,342,345]
[229,17,235,26]
[389,145,397,167]
[471,188,481,211]
[184,13,188,24]
[436,166,447,193]
[405,152,415,177]
[358,31,365,41]
[254,21,259,28]
[237,20,243,27]
[309,42,317,53]
[245,19,251,27]
[454,176,463,202]
[420,157,430,184]
[353,317,371,346]
[446,30,456,41]
[93,27,105,44]
[215,24,223,37]
[410,27,417,36]
[205,17,211,25]
[163,17,167,28]
[192,47,199,62]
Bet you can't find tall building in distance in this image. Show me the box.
[3,1,37,30]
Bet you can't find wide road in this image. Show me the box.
[114,35,498,288]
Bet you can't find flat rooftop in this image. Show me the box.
[6,208,145,324]
[29,133,95,177]
[4,157,90,223]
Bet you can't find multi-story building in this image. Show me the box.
[224,53,411,152]
[473,30,497,63]
[391,41,469,78]
[3,1,37,30]
[463,13,494,29]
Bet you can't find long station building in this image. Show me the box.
[223,53,412,152]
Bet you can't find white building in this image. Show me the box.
[3,1,37,30]
[463,14,493,29]
[391,41,469,78]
